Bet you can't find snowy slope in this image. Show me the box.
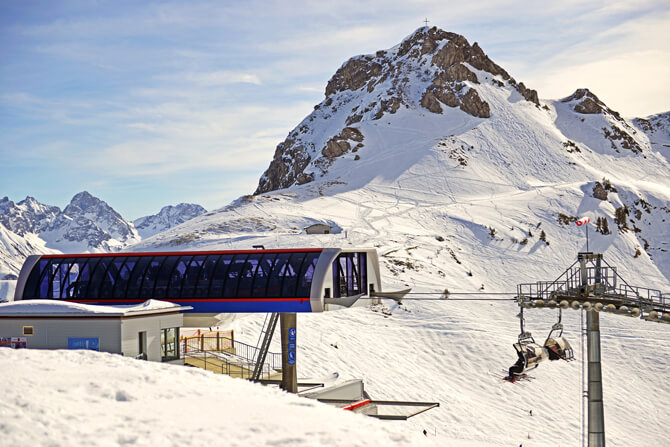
[223,295,670,446]
[0,223,54,280]
[0,349,434,447]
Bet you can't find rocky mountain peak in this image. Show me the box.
[60,191,136,243]
[0,195,60,236]
[65,191,103,214]
[324,27,539,113]
[254,26,542,195]
[634,111,670,134]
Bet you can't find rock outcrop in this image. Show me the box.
[561,88,644,155]
[562,88,617,116]
[322,127,364,158]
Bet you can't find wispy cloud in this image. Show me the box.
[156,71,262,86]
[512,9,670,115]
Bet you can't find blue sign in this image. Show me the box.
[288,343,296,350]
[288,350,296,365]
[68,337,100,351]
[288,328,296,342]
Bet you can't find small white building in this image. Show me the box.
[0,299,190,363]
[305,223,332,234]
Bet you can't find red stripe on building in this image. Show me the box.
[40,248,323,259]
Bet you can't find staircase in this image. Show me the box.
[251,313,280,381]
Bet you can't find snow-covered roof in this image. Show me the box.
[0,299,191,317]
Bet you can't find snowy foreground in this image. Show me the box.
[1,349,431,447]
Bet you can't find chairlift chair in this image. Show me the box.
[508,331,548,379]
[543,310,574,361]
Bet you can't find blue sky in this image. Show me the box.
[1,0,669,219]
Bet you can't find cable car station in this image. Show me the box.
[5,246,435,420]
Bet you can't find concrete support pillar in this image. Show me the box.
[280,313,298,393]
[587,310,606,447]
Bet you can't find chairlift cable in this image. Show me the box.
[401,292,517,295]
[385,297,516,301]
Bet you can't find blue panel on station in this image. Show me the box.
[173,300,313,313]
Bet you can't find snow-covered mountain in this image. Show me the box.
[133,203,207,239]
[0,192,205,279]
[140,27,669,286]
[39,191,140,252]
[0,195,61,236]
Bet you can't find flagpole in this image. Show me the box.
[576,216,591,252]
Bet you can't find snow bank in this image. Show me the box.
[0,349,424,447]
[0,299,182,315]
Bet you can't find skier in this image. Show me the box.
[507,353,525,380]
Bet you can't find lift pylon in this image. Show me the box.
[515,252,670,446]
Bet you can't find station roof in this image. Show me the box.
[0,299,191,318]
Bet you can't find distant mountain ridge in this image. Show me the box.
[133,203,207,239]
[0,192,206,279]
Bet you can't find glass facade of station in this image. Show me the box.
[332,252,367,298]
[22,250,321,301]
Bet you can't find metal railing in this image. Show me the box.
[180,332,282,378]
[183,350,279,379]
[516,256,669,313]
[182,331,235,354]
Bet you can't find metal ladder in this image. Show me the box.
[251,313,279,381]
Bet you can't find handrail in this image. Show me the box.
[183,349,279,379]
[181,334,280,367]
[517,262,668,314]
[181,333,282,379]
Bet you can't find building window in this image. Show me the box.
[161,327,179,361]
[332,252,367,298]
[67,337,99,350]
[138,331,147,360]
[22,326,34,336]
